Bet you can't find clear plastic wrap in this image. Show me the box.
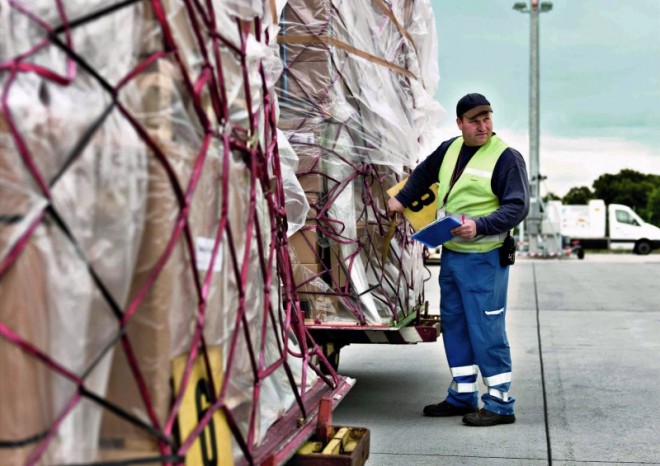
[1,1,324,464]
[2,3,148,462]
[278,129,311,236]
[278,0,443,325]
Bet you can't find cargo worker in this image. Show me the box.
[387,93,529,426]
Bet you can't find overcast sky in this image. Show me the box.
[429,0,660,196]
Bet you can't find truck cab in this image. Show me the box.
[608,204,660,254]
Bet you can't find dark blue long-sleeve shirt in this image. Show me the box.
[395,135,530,236]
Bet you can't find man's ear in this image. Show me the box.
[456,117,463,130]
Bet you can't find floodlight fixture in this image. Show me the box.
[514,2,553,13]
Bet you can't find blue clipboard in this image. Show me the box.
[411,216,461,248]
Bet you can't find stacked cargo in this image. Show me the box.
[0,1,347,464]
[277,0,444,325]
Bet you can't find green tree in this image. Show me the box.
[562,186,594,205]
[646,186,660,226]
[592,169,660,225]
[543,192,561,203]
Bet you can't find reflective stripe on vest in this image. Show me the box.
[437,135,509,253]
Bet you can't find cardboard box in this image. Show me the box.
[292,262,325,296]
[101,35,215,451]
[296,153,322,177]
[298,173,324,194]
[289,224,320,264]
[278,116,323,138]
[328,240,350,290]
[305,192,321,220]
[100,142,178,452]
[0,117,53,464]
[281,0,334,37]
[0,232,52,465]
[280,60,337,114]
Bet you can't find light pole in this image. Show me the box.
[513,0,552,254]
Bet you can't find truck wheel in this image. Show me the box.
[576,247,585,260]
[634,240,652,255]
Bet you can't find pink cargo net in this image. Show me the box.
[0,1,344,465]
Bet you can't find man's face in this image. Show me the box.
[456,112,493,146]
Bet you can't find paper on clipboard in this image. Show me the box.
[411,216,461,248]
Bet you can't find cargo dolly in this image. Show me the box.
[305,303,441,373]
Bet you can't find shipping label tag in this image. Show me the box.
[289,132,315,145]
[195,236,222,272]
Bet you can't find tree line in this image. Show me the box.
[544,169,660,227]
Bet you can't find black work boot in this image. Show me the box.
[462,409,516,426]
[423,400,478,417]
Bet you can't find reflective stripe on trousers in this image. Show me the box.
[448,367,512,400]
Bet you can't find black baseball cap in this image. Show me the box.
[456,93,493,119]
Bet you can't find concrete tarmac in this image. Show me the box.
[334,254,660,465]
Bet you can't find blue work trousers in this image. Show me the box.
[439,248,515,415]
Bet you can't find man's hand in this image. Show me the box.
[387,197,405,217]
[451,218,477,240]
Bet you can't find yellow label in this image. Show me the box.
[387,179,439,231]
[171,347,234,466]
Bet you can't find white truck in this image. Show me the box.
[546,200,660,255]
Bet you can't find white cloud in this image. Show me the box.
[512,130,660,197]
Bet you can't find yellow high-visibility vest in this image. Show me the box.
[437,135,509,252]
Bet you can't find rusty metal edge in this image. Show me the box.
[239,376,355,466]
